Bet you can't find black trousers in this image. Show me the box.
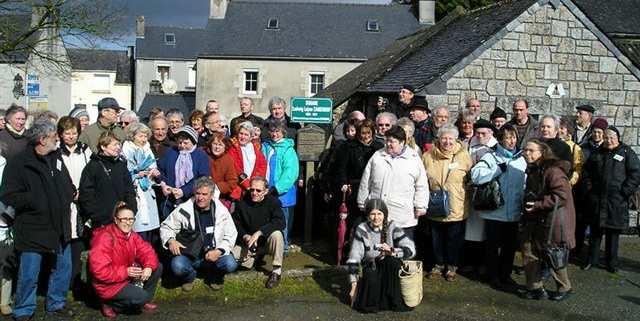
[107,264,163,311]
[588,226,621,269]
[484,220,518,282]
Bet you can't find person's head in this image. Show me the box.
[512,99,529,124]
[384,125,406,155]
[119,110,138,129]
[466,99,481,116]
[433,106,449,128]
[356,119,375,144]
[523,139,555,164]
[348,110,366,122]
[148,107,164,120]
[605,126,621,150]
[575,105,594,127]
[497,124,518,151]
[189,110,205,132]
[239,97,253,115]
[375,112,397,135]
[97,97,122,125]
[397,117,415,139]
[473,119,495,145]
[126,122,151,146]
[458,110,475,137]
[268,96,287,120]
[193,177,216,209]
[33,110,59,126]
[538,115,559,139]
[266,119,287,142]
[558,117,574,141]
[490,107,508,130]
[591,118,608,144]
[409,104,429,123]
[343,118,359,141]
[437,124,459,152]
[365,199,389,229]
[398,84,415,105]
[207,132,229,157]
[176,126,198,151]
[5,104,27,132]
[57,116,81,147]
[112,201,136,234]
[165,109,184,134]
[149,116,168,141]
[0,109,6,130]
[249,176,269,203]
[69,106,90,131]
[203,111,222,134]
[27,120,58,155]
[219,114,230,133]
[236,121,255,145]
[205,100,220,113]
[98,131,121,157]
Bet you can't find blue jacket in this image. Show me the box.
[469,144,527,222]
[158,147,211,199]
[262,138,299,207]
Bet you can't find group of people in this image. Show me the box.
[329,84,640,312]
[0,96,300,320]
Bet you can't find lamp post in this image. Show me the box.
[13,74,24,99]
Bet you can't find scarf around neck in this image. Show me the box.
[175,145,196,188]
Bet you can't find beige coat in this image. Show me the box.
[422,141,472,222]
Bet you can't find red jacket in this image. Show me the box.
[227,140,267,188]
[89,224,159,300]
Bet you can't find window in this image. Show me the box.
[244,70,258,94]
[164,33,175,45]
[309,73,325,95]
[267,18,279,29]
[157,65,170,83]
[366,20,380,32]
[93,74,110,93]
[187,64,196,88]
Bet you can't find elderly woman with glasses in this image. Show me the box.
[228,121,267,192]
[89,202,162,318]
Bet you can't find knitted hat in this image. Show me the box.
[474,118,497,132]
[69,105,89,119]
[592,118,608,131]
[176,125,198,144]
[490,107,507,120]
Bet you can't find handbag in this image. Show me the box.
[471,156,505,211]
[543,197,569,270]
[427,154,457,217]
[398,260,423,307]
[175,229,203,259]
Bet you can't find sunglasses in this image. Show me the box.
[377,123,391,127]
[116,217,135,223]
[119,121,131,126]
[248,188,265,193]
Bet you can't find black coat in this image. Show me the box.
[0,147,74,252]
[232,194,285,242]
[336,139,384,187]
[79,153,137,228]
[582,143,640,230]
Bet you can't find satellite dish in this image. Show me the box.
[162,79,178,94]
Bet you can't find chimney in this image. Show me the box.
[136,16,145,38]
[418,1,436,25]
[210,0,228,20]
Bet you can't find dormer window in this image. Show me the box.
[267,18,279,30]
[164,33,175,45]
[366,20,380,32]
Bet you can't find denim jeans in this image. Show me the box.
[14,243,72,318]
[170,254,237,284]
[282,206,294,250]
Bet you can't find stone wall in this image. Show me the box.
[432,3,640,151]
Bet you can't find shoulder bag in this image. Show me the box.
[427,155,456,217]
[471,154,505,211]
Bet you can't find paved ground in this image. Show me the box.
[15,236,640,321]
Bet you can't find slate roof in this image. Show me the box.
[199,0,422,60]
[68,49,132,84]
[0,14,32,63]
[136,26,205,60]
[137,92,196,121]
[573,0,640,36]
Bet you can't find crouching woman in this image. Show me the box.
[89,202,162,318]
[346,199,415,313]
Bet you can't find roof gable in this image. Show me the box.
[199,0,422,60]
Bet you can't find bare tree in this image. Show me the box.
[0,0,127,73]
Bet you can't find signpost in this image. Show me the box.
[291,97,333,246]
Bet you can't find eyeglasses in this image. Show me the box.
[116,217,135,223]
[221,125,229,129]
[377,123,391,128]
[119,121,130,126]
[248,188,264,193]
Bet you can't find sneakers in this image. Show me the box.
[142,302,158,312]
[181,282,194,292]
[101,305,117,319]
[265,272,281,289]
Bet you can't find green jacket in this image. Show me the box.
[79,120,126,153]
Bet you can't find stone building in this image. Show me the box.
[321,0,640,151]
